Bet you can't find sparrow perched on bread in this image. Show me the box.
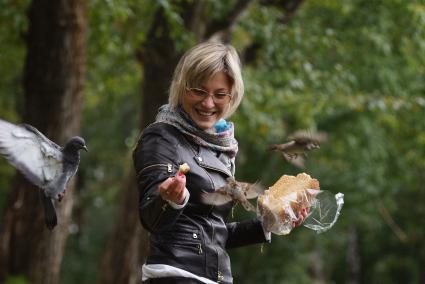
[201,177,264,212]
[267,130,327,168]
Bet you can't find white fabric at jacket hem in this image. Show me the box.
[142,263,218,284]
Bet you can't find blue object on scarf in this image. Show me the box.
[214,119,231,133]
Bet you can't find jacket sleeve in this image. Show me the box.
[133,124,185,233]
[225,218,270,249]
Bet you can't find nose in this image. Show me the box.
[200,94,215,108]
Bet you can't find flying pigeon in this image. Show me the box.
[268,130,327,168]
[201,177,264,212]
[0,118,87,230]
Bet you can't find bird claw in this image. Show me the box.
[287,153,298,160]
[58,190,66,202]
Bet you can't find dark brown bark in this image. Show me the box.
[139,8,182,129]
[0,0,86,283]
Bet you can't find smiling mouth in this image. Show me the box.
[196,109,216,117]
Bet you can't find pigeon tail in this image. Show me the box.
[39,189,57,230]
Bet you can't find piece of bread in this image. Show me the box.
[258,173,320,234]
[178,163,190,174]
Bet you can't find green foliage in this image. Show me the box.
[4,276,30,284]
[229,0,425,283]
[0,0,29,215]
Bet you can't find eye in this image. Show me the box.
[191,88,208,97]
[214,93,229,100]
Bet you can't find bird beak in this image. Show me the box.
[83,145,88,152]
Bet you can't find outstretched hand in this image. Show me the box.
[159,173,187,204]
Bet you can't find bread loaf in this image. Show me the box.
[258,173,320,234]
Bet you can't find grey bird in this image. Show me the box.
[0,118,87,230]
[268,130,327,168]
[201,177,264,212]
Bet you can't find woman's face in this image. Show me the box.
[182,71,232,130]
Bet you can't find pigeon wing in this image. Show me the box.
[0,119,63,188]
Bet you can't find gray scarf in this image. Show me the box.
[155,104,238,158]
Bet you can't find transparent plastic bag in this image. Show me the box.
[303,191,344,233]
[257,189,344,235]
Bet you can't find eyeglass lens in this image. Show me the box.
[188,88,231,104]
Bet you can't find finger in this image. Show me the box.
[293,211,305,227]
[166,186,186,204]
[159,177,174,190]
[175,188,186,202]
[168,175,186,193]
[293,219,302,227]
[159,177,176,200]
[174,173,186,186]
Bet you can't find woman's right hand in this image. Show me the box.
[158,173,186,204]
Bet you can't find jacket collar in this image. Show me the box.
[193,146,233,177]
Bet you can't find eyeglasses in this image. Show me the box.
[185,87,233,105]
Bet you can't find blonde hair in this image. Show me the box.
[169,42,244,118]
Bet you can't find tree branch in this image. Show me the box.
[204,0,254,41]
[260,0,306,24]
[377,201,408,243]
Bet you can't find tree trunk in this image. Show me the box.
[139,8,182,129]
[96,7,180,284]
[346,226,361,284]
[95,171,148,284]
[0,1,86,283]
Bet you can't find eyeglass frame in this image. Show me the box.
[185,87,233,105]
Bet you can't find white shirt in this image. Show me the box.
[142,264,218,284]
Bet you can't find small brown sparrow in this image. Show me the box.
[201,177,264,212]
[268,130,327,168]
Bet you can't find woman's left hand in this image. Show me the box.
[292,208,309,227]
[158,173,187,204]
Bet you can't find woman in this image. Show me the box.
[133,42,306,284]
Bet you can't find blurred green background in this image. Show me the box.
[1,0,424,283]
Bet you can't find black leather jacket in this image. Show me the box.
[133,122,268,283]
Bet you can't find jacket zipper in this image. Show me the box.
[197,243,203,254]
[137,163,173,179]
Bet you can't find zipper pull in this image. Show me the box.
[197,244,203,254]
[167,163,172,173]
